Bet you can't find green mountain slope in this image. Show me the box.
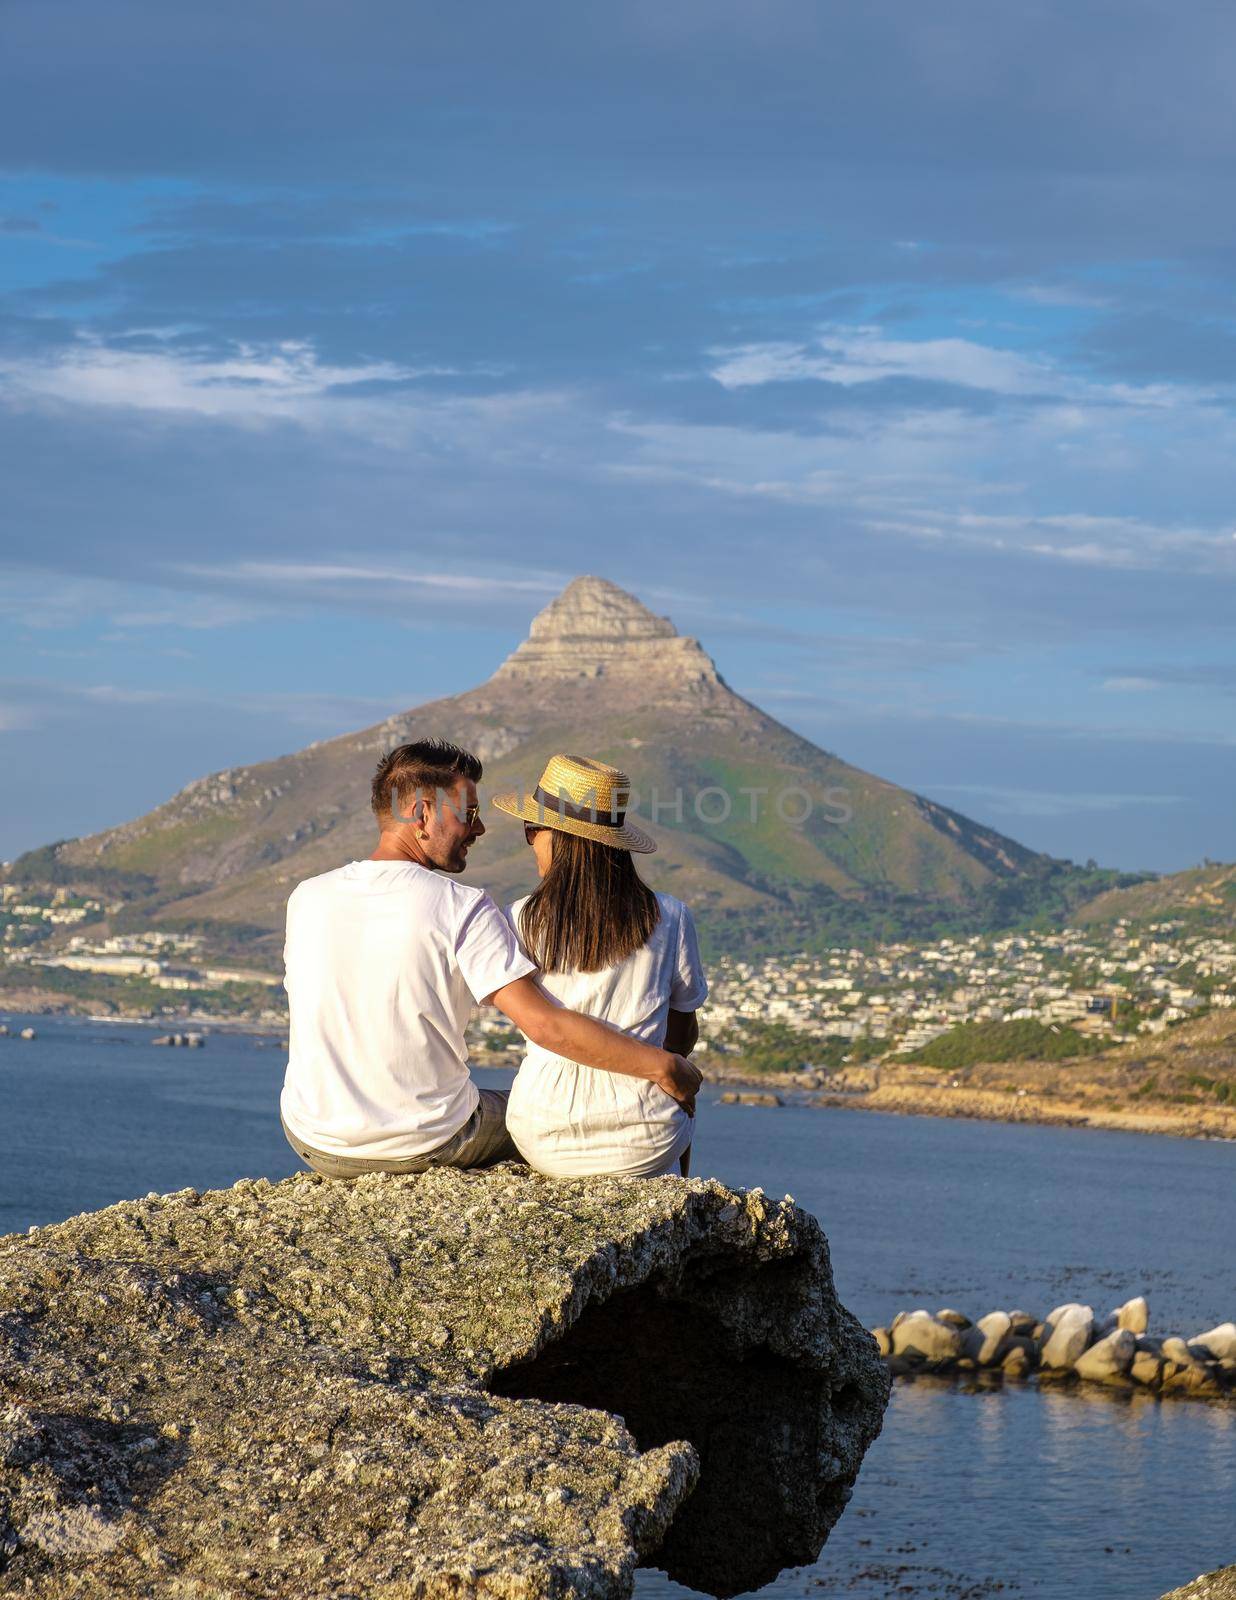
[6,577,1138,958]
[1068,861,1236,934]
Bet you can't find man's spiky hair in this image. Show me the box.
[371,739,483,823]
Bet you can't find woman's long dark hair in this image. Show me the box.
[518,829,660,974]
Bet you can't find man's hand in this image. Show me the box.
[655,1051,702,1116]
[492,976,705,1105]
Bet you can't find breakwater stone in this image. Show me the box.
[0,1168,888,1599]
[870,1295,1236,1401]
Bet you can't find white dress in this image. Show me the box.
[503,891,708,1178]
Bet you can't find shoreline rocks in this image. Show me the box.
[1159,1566,1236,1599]
[871,1295,1236,1401]
[0,1169,888,1599]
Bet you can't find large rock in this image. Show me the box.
[1115,1296,1149,1334]
[971,1311,1013,1366]
[1159,1565,1236,1598]
[1072,1328,1136,1383]
[1041,1304,1095,1369]
[890,1311,963,1366]
[1190,1323,1236,1363]
[1131,1350,1165,1387]
[0,1169,888,1600]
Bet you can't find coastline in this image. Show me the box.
[702,1009,1236,1142]
[807,1082,1236,1142]
[704,1067,1236,1141]
[8,996,1236,1142]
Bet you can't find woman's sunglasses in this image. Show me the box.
[523,823,545,845]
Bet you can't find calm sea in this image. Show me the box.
[2,1013,1232,1600]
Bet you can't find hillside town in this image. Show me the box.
[0,884,285,1021]
[4,881,1233,1062]
[699,919,1236,1059]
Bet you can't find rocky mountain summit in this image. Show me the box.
[489,577,725,705]
[0,1168,888,1599]
[9,574,1133,959]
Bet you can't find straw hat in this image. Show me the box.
[491,753,656,853]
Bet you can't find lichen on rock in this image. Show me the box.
[1159,1566,1236,1599]
[0,1168,888,1599]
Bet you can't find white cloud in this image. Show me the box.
[0,337,409,418]
[5,676,397,728]
[709,326,1061,397]
[866,510,1236,574]
[1100,676,1163,692]
[608,388,1236,578]
[80,684,182,705]
[107,600,267,630]
[707,321,1217,411]
[0,335,553,448]
[6,323,1236,594]
[174,561,570,602]
[1011,284,1115,310]
[0,571,270,633]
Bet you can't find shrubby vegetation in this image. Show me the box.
[902,1017,1107,1069]
[3,845,156,897]
[695,861,1153,961]
[711,1018,885,1077]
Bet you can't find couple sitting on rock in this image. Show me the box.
[279,739,706,1182]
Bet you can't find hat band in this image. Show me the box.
[533,784,626,828]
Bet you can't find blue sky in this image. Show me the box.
[1,0,1233,873]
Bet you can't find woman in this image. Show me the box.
[491,753,707,1178]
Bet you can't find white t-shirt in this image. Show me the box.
[504,891,708,1178]
[280,860,536,1158]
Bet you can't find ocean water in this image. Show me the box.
[2,1013,1232,1599]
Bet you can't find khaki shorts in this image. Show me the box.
[281,1088,519,1179]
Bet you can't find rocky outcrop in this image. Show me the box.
[1159,1566,1236,1599]
[0,1169,888,1599]
[489,576,726,701]
[871,1296,1236,1400]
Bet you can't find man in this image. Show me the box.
[280,738,701,1178]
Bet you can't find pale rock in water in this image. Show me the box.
[1115,1295,1150,1334]
[1041,1304,1095,1369]
[890,1312,963,1365]
[1190,1323,1236,1363]
[1131,1350,1165,1387]
[1162,1335,1201,1368]
[1072,1329,1136,1383]
[972,1311,1013,1366]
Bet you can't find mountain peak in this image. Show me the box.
[489,575,725,699]
[528,575,679,644]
